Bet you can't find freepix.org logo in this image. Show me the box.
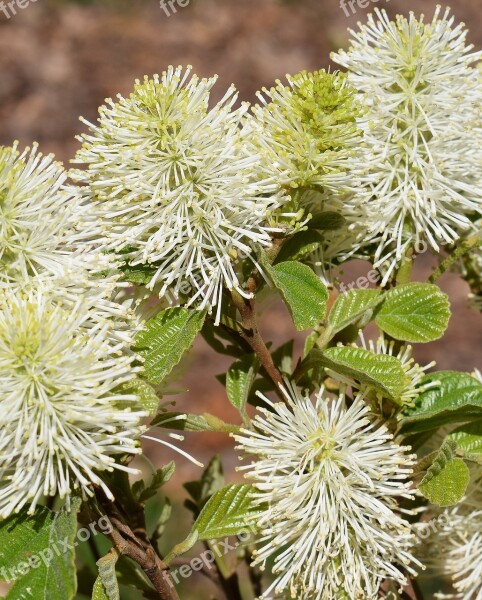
[0,0,39,20]
[159,0,191,17]
[339,0,392,18]
[0,515,113,584]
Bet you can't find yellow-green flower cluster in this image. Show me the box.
[249,69,365,196]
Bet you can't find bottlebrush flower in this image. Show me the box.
[249,69,364,196]
[234,383,421,599]
[0,143,107,290]
[332,8,482,284]
[429,476,482,600]
[72,66,285,324]
[248,70,372,285]
[0,287,147,518]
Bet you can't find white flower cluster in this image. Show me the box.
[0,143,109,289]
[234,383,420,599]
[249,69,364,196]
[248,70,371,285]
[429,474,482,600]
[73,66,285,323]
[0,143,146,517]
[0,288,145,518]
[332,7,482,283]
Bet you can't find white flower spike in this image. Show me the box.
[430,475,482,600]
[73,66,285,323]
[234,383,421,599]
[333,8,482,283]
[0,288,147,518]
[0,143,107,289]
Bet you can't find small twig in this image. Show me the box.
[231,288,284,389]
[429,232,481,283]
[230,237,287,390]
[95,488,180,600]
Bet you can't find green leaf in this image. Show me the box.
[118,379,159,416]
[119,262,157,285]
[308,211,346,231]
[401,371,482,433]
[419,441,470,507]
[0,498,80,600]
[192,484,262,540]
[271,341,294,376]
[265,261,328,330]
[327,289,383,337]
[320,346,407,402]
[447,420,482,464]
[92,579,109,600]
[226,354,259,415]
[150,499,172,542]
[375,283,450,343]
[152,411,238,433]
[275,230,323,263]
[303,332,318,358]
[132,462,175,504]
[135,308,206,384]
[92,550,119,600]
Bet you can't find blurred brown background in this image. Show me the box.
[1,0,481,598]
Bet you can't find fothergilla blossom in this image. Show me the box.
[72,66,286,323]
[234,383,421,599]
[0,143,109,290]
[332,8,482,283]
[0,287,146,518]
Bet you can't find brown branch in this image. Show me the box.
[230,237,287,390]
[231,288,284,389]
[95,488,180,600]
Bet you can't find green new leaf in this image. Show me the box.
[266,261,328,330]
[271,340,294,376]
[321,346,407,402]
[119,262,157,285]
[401,371,482,433]
[92,579,110,600]
[448,420,482,464]
[152,411,238,433]
[375,283,450,343]
[419,441,470,507]
[275,230,323,263]
[308,211,346,231]
[192,484,263,540]
[135,308,206,384]
[327,289,383,337]
[92,550,119,600]
[0,498,80,600]
[132,462,175,504]
[118,379,159,416]
[226,354,259,415]
[184,455,225,513]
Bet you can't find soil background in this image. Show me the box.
[1,1,482,598]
